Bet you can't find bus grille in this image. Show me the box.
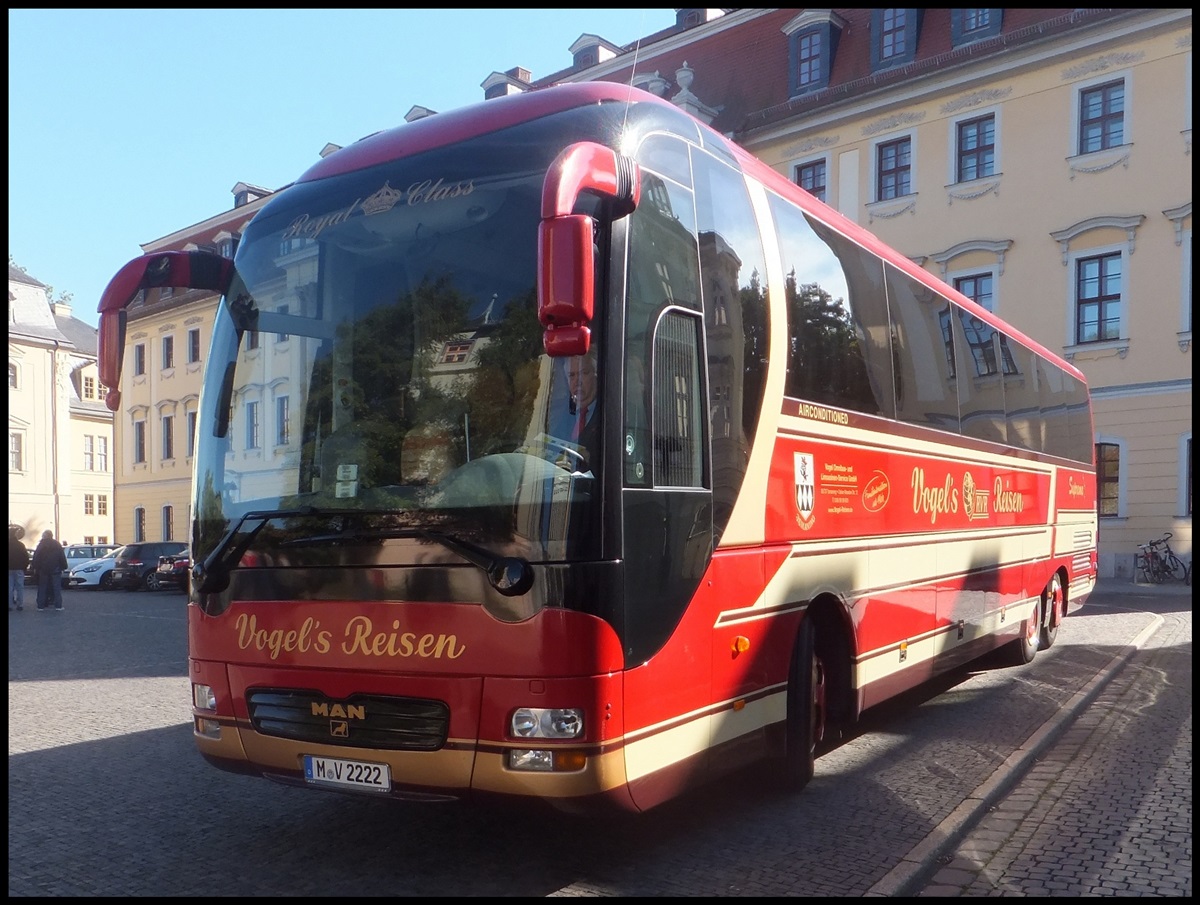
[245,688,449,751]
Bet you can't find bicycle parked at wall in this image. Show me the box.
[1134,533,1191,585]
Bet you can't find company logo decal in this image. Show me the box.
[962,471,990,521]
[795,452,816,530]
[862,470,890,512]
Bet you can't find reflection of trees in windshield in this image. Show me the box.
[783,271,877,413]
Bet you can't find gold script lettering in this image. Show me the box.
[993,478,1025,513]
[911,467,959,525]
[341,616,466,660]
[234,613,332,660]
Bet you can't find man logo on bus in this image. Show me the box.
[795,452,816,530]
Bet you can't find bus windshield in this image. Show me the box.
[192,132,604,572]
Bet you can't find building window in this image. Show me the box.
[881,9,906,60]
[9,432,23,471]
[246,330,260,351]
[217,235,238,258]
[877,137,912,201]
[795,160,827,203]
[1096,442,1120,517]
[1075,252,1122,343]
[956,114,995,182]
[275,304,290,342]
[162,335,174,370]
[187,411,197,457]
[441,341,473,364]
[275,395,290,446]
[162,505,174,541]
[83,375,96,399]
[84,494,95,515]
[954,273,995,313]
[98,495,108,516]
[951,9,1001,46]
[162,415,174,461]
[160,286,174,300]
[7,363,16,388]
[245,401,260,450]
[84,435,95,471]
[871,8,920,69]
[134,507,146,543]
[133,344,146,376]
[796,32,822,90]
[1186,437,1193,518]
[1079,80,1125,154]
[133,420,147,464]
[97,437,108,472]
[188,328,201,364]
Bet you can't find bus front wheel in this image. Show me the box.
[780,618,825,792]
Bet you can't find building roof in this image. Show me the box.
[530,8,1145,140]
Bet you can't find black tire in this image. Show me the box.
[1164,553,1187,583]
[779,618,823,792]
[98,572,114,591]
[1039,573,1062,650]
[144,571,161,591]
[1008,595,1041,666]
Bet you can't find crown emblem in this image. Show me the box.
[362,181,403,215]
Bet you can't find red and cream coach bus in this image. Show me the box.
[96,82,1097,813]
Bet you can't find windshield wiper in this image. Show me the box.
[192,507,322,595]
[195,509,534,598]
[281,526,534,597]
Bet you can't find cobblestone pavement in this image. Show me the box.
[7,580,1191,896]
[908,584,1192,897]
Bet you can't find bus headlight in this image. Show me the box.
[192,683,217,711]
[510,707,583,739]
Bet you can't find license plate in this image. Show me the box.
[303,755,391,793]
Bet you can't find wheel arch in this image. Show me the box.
[804,591,856,727]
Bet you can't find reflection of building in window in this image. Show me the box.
[163,505,174,541]
[958,312,1015,376]
[441,340,473,364]
[134,507,146,542]
[956,115,995,183]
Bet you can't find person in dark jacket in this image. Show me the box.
[30,530,68,611]
[8,527,29,611]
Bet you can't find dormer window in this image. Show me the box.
[871,9,922,71]
[951,9,1002,47]
[783,11,845,97]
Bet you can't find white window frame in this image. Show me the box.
[947,265,1001,315]
[10,430,25,471]
[1069,69,1134,159]
[1064,239,1130,352]
[791,154,830,204]
[946,105,1002,188]
[1178,432,1192,518]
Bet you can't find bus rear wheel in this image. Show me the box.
[779,618,825,792]
[1008,595,1042,666]
[1039,573,1063,650]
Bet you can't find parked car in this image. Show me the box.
[153,550,191,592]
[26,543,121,588]
[109,542,189,590]
[68,546,125,590]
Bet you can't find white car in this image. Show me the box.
[68,546,125,590]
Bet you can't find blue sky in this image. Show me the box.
[8,9,676,326]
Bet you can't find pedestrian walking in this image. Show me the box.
[8,526,28,611]
[30,530,68,611]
